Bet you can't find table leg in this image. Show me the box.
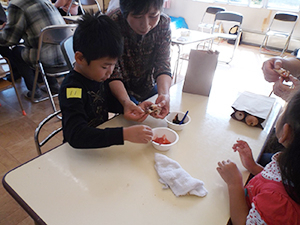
[172,43,181,84]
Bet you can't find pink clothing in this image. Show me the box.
[54,0,78,15]
[245,153,300,225]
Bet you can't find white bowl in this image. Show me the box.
[151,127,179,151]
[165,111,191,131]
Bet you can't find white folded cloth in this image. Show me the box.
[154,153,208,197]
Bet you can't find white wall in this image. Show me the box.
[164,0,300,51]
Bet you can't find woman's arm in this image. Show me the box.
[109,80,147,121]
[155,74,172,118]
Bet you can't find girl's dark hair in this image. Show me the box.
[73,12,123,64]
[277,89,300,204]
[120,0,164,18]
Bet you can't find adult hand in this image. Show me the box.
[153,94,170,119]
[123,100,148,122]
[262,57,283,82]
[216,160,243,186]
[123,125,153,144]
[273,75,300,102]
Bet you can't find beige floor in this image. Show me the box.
[0,43,289,225]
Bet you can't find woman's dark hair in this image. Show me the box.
[277,89,300,204]
[73,12,123,64]
[120,0,164,18]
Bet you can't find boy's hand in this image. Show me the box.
[232,140,263,175]
[123,100,148,122]
[123,125,153,144]
[217,160,243,186]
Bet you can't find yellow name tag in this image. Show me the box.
[66,88,82,99]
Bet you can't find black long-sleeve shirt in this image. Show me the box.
[59,70,124,148]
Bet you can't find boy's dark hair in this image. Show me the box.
[73,12,123,64]
[277,89,300,204]
[120,0,164,18]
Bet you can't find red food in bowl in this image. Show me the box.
[153,135,171,145]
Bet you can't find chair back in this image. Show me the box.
[214,11,243,23]
[31,24,78,113]
[199,6,225,33]
[78,0,102,14]
[61,36,75,70]
[205,6,225,16]
[259,11,298,56]
[36,24,78,63]
[274,12,298,22]
[211,11,243,63]
[267,12,298,33]
[80,0,98,5]
[34,110,63,155]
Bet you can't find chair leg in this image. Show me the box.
[31,65,40,103]
[39,66,61,119]
[280,36,291,56]
[227,32,242,64]
[11,76,26,116]
[259,35,268,54]
[4,57,26,115]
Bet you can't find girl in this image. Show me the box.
[217,89,300,224]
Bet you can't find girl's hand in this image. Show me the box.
[123,125,153,144]
[217,160,243,186]
[232,140,263,175]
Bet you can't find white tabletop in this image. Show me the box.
[63,15,81,23]
[171,28,215,45]
[3,82,281,225]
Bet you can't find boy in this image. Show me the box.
[59,13,153,148]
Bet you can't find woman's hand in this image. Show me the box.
[123,100,148,122]
[262,57,282,82]
[273,75,300,101]
[153,94,170,119]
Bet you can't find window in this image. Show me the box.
[193,0,300,11]
[267,0,300,11]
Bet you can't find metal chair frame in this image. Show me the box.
[0,57,26,115]
[34,110,62,155]
[259,12,299,56]
[61,36,75,70]
[210,11,243,64]
[67,0,102,15]
[31,24,77,115]
[198,6,226,34]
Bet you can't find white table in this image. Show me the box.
[63,15,81,24]
[3,82,281,225]
[171,29,216,83]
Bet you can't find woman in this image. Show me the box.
[107,0,172,122]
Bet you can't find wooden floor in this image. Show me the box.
[0,43,288,225]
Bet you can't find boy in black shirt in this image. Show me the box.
[59,13,153,148]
